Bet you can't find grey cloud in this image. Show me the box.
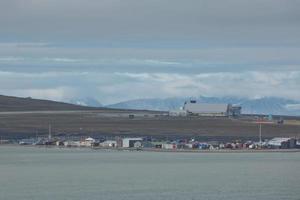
[1,0,300,45]
[0,0,300,103]
[110,71,300,103]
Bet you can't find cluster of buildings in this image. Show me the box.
[18,137,144,148]
[169,100,242,117]
[17,136,300,150]
[147,138,299,150]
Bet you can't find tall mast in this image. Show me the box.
[259,123,262,146]
[48,124,52,140]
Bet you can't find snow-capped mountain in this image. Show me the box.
[69,97,102,107]
[106,96,300,116]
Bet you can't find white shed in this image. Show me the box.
[122,138,143,148]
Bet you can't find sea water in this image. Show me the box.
[0,146,299,200]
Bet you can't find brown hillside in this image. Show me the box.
[0,95,97,111]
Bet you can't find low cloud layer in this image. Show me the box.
[0,70,299,104]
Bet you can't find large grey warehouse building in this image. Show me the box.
[183,100,241,117]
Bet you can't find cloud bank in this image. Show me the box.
[0,0,300,104]
[0,70,299,104]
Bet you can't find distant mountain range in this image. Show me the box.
[69,97,103,107]
[106,96,300,116]
[2,94,298,116]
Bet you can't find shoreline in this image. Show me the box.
[1,144,300,153]
[139,147,300,153]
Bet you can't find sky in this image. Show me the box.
[0,0,300,105]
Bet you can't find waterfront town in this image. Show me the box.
[19,136,300,150]
[0,135,299,151]
[1,100,300,151]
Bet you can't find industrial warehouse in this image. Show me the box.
[169,100,242,117]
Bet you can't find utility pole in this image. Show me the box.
[48,124,52,140]
[256,117,274,148]
[259,123,262,147]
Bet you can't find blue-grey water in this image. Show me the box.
[0,146,299,200]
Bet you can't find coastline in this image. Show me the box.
[1,144,300,153]
[139,147,300,153]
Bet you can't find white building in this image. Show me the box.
[168,109,187,117]
[162,143,177,149]
[267,137,296,149]
[80,137,96,147]
[122,138,143,148]
[183,100,238,116]
[63,140,80,147]
[100,140,117,148]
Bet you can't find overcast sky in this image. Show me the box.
[0,0,300,104]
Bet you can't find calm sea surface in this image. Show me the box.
[0,146,299,200]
